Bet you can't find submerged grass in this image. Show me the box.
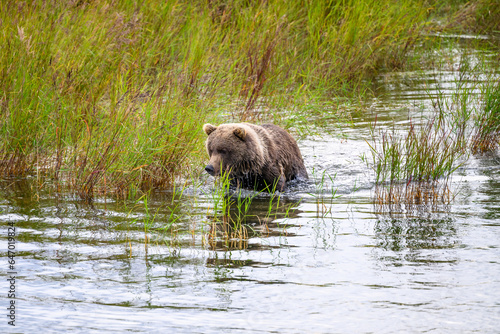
[368,117,462,212]
[0,0,434,199]
[202,170,299,249]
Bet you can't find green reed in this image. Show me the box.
[471,81,500,153]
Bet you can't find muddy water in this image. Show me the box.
[2,37,500,333]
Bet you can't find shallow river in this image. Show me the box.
[2,37,499,333]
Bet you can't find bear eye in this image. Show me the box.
[218,149,227,155]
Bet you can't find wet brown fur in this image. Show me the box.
[203,123,308,192]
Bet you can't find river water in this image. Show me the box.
[2,37,499,333]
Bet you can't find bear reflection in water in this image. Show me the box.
[203,123,308,192]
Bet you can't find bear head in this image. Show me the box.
[203,123,266,179]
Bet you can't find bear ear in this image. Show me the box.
[203,124,217,136]
[233,127,246,141]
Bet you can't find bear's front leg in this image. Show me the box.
[275,175,286,192]
[261,164,285,192]
[266,168,286,192]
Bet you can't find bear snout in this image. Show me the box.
[205,164,215,176]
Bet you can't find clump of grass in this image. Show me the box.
[368,117,465,212]
[1,1,218,200]
[368,41,500,213]
[471,81,500,154]
[377,119,465,183]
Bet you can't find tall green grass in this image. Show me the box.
[1,0,433,199]
[471,81,500,153]
[368,118,463,211]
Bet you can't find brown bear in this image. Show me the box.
[203,122,308,192]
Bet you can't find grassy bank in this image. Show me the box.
[0,0,432,198]
[2,0,496,199]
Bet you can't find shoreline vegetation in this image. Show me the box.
[369,64,500,212]
[1,0,499,200]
